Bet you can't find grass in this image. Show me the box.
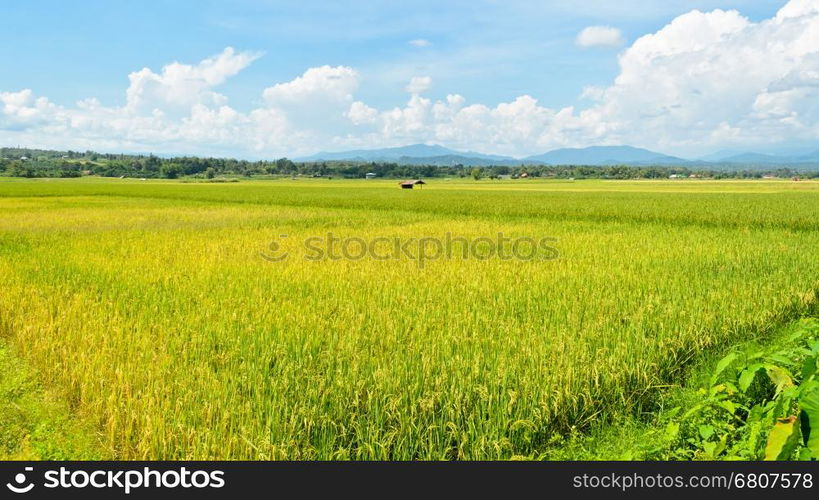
[546,316,819,460]
[0,339,101,459]
[0,177,817,459]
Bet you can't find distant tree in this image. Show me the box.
[7,161,24,177]
[160,164,183,179]
[145,155,161,172]
[470,168,482,180]
[205,167,216,179]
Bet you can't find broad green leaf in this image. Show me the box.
[718,400,737,414]
[767,353,796,366]
[709,383,729,397]
[701,434,728,459]
[723,381,739,395]
[698,424,715,440]
[702,441,716,457]
[739,364,764,392]
[764,416,800,461]
[802,356,818,381]
[765,364,794,393]
[799,385,819,459]
[747,350,766,361]
[711,353,737,385]
[664,421,680,442]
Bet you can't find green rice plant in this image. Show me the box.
[0,178,817,459]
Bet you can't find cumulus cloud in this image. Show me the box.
[586,5,819,150]
[576,26,625,48]
[262,65,358,106]
[3,1,819,158]
[354,1,819,154]
[261,65,360,135]
[405,76,432,94]
[347,101,378,125]
[125,47,261,114]
[0,90,57,130]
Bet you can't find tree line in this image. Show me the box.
[2,147,818,180]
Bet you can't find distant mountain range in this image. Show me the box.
[295,144,819,169]
[698,149,819,165]
[523,146,687,166]
[296,144,516,166]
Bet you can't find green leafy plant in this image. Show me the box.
[657,319,819,460]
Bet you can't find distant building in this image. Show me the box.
[365,172,377,179]
[19,156,28,161]
[519,172,529,178]
[399,180,426,189]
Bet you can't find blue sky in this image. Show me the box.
[1,0,817,158]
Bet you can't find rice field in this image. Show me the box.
[1,177,818,459]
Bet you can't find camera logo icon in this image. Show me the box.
[6,467,35,494]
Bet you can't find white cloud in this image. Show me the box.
[776,0,819,20]
[347,101,378,125]
[0,90,57,129]
[405,76,432,94]
[125,47,261,114]
[576,26,625,48]
[356,1,819,155]
[408,39,432,48]
[262,65,361,137]
[262,65,358,106]
[4,1,819,158]
[585,5,819,151]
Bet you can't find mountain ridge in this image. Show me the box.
[295,143,819,168]
[523,146,688,165]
